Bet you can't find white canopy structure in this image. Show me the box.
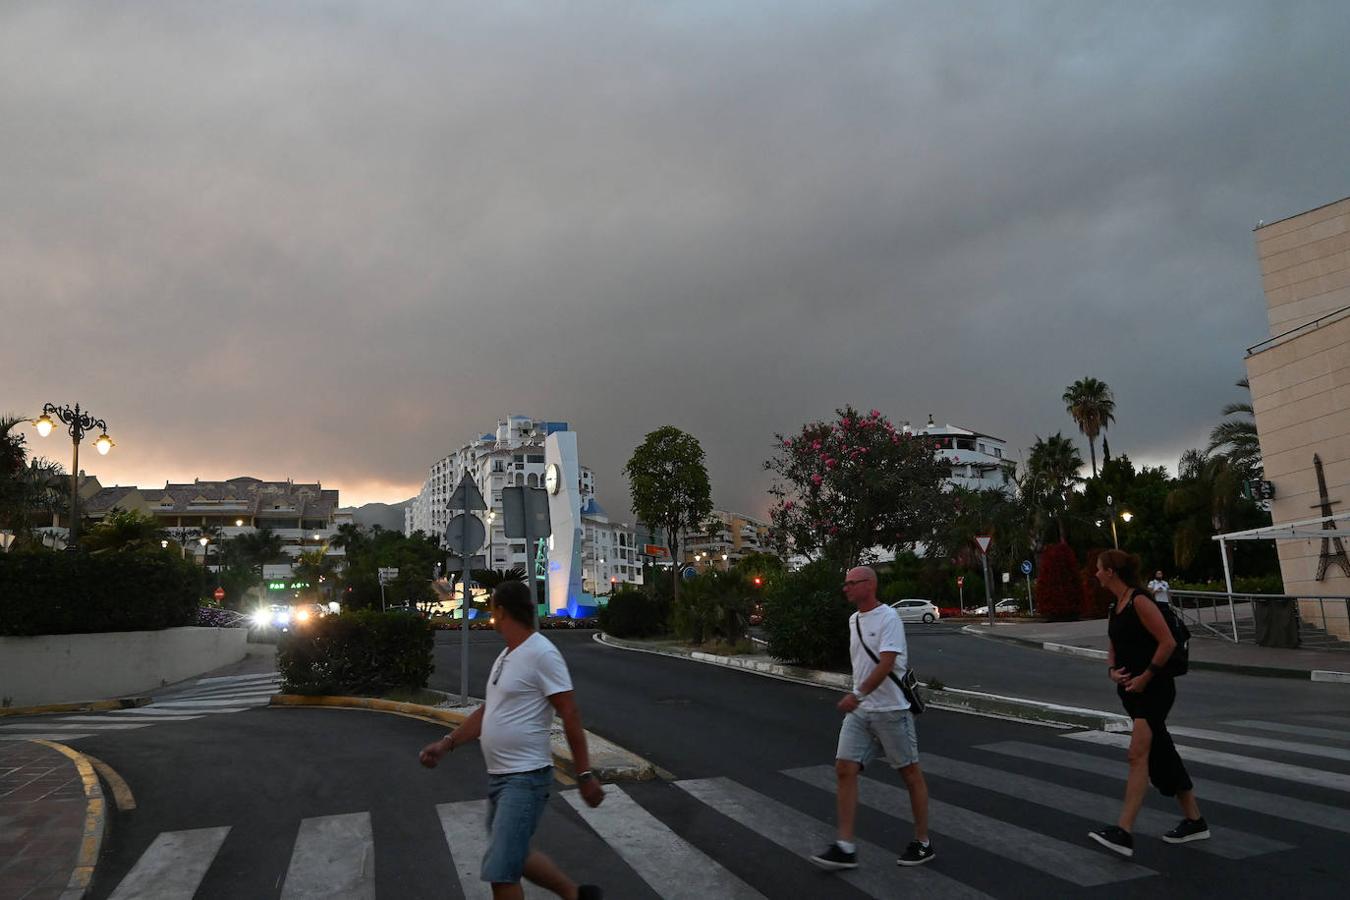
[1212,511,1350,592]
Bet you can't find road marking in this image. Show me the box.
[563,786,766,899]
[783,765,1154,886]
[1065,731,1350,793]
[51,717,158,728]
[104,709,207,719]
[981,741,1350,834]
[1164,726,1350,763]
[148,700,256,710]
[109,826,230,900]
[675,777,991,900]
[281,811,376,899]
[1,722,149,731]
[159,685,279,701]
[1295,715,1350,728]
[918,752,1289,858]
[1,732,93,740]
[83,752,136,811]
[1220,720,1350,744]
[195,672,280,685]
[437,800,551,898]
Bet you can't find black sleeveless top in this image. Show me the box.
[1108,589,1162,677]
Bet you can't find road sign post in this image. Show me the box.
[956,575,965,612]
[501,486,551,619]
[1021,559,1035,615]
[446,474,488,705]
[974,535,994,627]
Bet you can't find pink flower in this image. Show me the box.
[812,440,822,450]
[870,409,881,418]
[784,500,795,510]
[811,473,823,486]
[826,458,837,469]
[829,526,839,535]
[783,438,793,448]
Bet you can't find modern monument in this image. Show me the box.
[544,431,595,617]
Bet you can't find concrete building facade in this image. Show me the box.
[1247,196,1350,639]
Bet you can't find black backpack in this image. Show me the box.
[1136,590,1190,676]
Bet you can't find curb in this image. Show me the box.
[0,696,150,719]
[595,633,1131,732]
[33,740,107,900]
[961,625,1339,680]
[269,694,656,782]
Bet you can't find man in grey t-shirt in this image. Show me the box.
[420,582,604,899]
[1148,572,1171,606]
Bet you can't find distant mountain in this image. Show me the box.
[340,499,412,532]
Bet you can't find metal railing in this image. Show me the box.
[1170,590,1350,648]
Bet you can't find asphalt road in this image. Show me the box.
[32,627,1349,898]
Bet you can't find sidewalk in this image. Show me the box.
[966,618,1350,681]
[0,740,101,900]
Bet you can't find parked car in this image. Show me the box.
[971,599,1020,616]
[889,598,940,624]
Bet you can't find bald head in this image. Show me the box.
[843,566,879,608]
[846,566,877,585]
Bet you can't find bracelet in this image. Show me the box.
[852,690,866,701]
[444,733,456,751]
[577,770,596,782]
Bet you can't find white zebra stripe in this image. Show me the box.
[563,786,766,899]
[783,765,1154,887]
[280,812,376,899]
[1165,726,1350,763]
[1065,731,1350,793]
[437,800,551,898]
[1222,720,1350,743]
[194,672,280,686]
[108,826,230,900]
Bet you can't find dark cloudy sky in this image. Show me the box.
[4,1,1348,519]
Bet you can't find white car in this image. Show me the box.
[972,599,1019,616]
[890,599,940,624]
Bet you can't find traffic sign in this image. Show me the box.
[501,486,551,540]
[443,514,486,555]
[956,576,965,587]
[1020,559,1033,575]
[974,535,993,555]
[446,473,488,512]
[213,587,225,601]
[377,567,399,585]
[442,555,486,575]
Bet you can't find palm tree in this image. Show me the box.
[292,547,339,603]
[1025,433,1085,542]
[0,415,66,540]
[1062,378,1116,478]
[82,507,165,553]
[1166,450,1243,572]
[1207,378,1262,479]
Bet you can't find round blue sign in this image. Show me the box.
[681,566,698,581]
[1020,560,1033,575]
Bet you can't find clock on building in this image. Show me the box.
[545,463,562,495]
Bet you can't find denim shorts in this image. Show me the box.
[482,766,553,884]
[836,708,920,770]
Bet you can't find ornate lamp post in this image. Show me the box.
[32,403,113,546]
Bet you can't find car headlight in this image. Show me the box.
[295,609,310,622]
[275,610,292,625]
[251,610,271,628]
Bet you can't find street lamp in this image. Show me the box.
[486,509,496,568]
[31,402,113,546]
[198,535,209,569]
[1104,495,1133,550]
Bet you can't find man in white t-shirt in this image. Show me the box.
[420,581,605,900]
[810,566,935,872]
[1148,571,1171,606]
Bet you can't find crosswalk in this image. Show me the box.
[0,672,280,742]
[94,712,1350,898]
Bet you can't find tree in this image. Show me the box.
[1166,450,1243,574]
[1063,378,1116,478]
[1207,378,1262,480]
[0,414,66,542]
[82,507,164,554]
[766,406,952,567]
[625,426,714,604]
[1024,433,1084,542]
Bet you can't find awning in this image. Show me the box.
[1211,511,1350,542]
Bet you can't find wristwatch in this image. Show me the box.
[577,770,597,783]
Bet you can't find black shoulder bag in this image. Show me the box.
[1132,589,1190,677]
[854,615,926,714]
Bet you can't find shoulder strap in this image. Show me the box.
[855,614,905,687]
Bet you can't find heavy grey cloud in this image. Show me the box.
[4,1,1348,518]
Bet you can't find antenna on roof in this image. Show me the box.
[927,413,935,428]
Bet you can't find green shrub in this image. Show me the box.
[672,569,754,645]
[276,611,434,695]
[762,560,851,670]
[0,547,200,636]
[598,588,668,638]
[1172,575,1285,596]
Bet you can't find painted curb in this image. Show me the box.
[33,740,106,900]
[962,625,1327,680]
[596,633,1130,731]
[0,696,150,718]
[269,694,656,782]
[1311,670,1350,684]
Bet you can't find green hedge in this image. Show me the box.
[673,569,755,645]
[598,588,669,638]
[0,548,201,636]
[762,560,851,670]
[276,611,435,695]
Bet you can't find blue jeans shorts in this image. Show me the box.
[836,708,920,770]
[482,766,553,884]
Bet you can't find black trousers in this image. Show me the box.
[1118,677,1193,797]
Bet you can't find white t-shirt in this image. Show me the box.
[480,632,573,775]
[1148,579,1171,604]
[849,604,909,711]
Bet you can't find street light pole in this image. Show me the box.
[32,403,113,546]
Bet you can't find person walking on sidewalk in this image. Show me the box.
[420,581,606,900]
[1147,571,1171,606]
[1088,550,1208,858]
[810,565,934,871]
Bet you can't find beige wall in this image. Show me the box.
[1249,198,1350,640]
[1256,196,1350,336]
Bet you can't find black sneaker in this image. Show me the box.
[577,886,604,900]
[1088,826,1134,858]
[897,840,935,867]
[1162,817,1210,844]
[809,842,858,871]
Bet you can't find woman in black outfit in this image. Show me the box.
[1088,550,1209,858]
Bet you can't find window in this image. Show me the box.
[527,473,539,487]
[956,439,975,450]
[527,454,544,464]
[493,461,505,472]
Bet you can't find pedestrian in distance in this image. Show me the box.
[420,580,606,900]
[1089,550,1208,858]
[810,565,935,872]
[1147,570,1171,606]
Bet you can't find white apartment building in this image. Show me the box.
[407,415,639,590]
[680,509,773,568]
[581,498,643,593]
[906,416,1015,493]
